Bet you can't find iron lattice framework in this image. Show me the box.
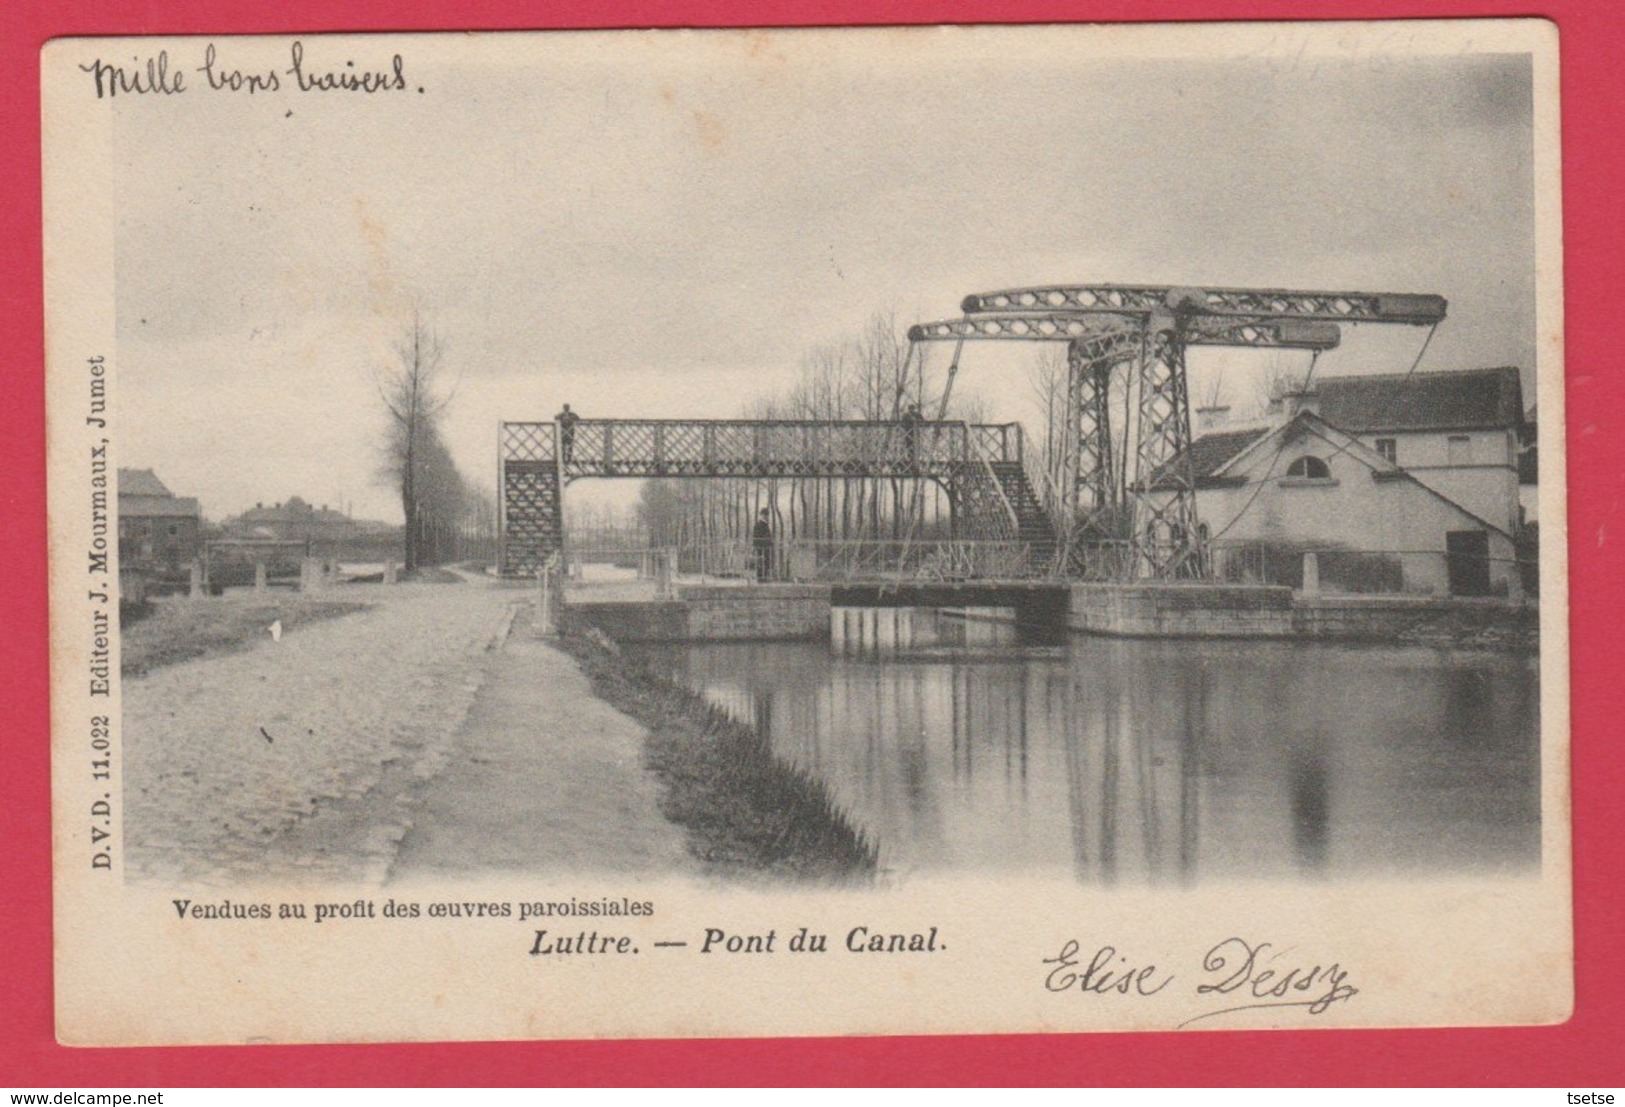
[1064,329,1135,544]
[1132,324,1197,578]
[909,283,1446,578]
[498,422,564,576]
[551,418,1010,481]
[498,417,1033,576]
[961,285,1446,324]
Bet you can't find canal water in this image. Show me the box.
[628,608,1540,885]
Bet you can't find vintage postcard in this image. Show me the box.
[44,20,1568,1045]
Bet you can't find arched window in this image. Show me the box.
[1286,455,1331,479]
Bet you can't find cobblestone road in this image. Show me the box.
[125,581,519,885]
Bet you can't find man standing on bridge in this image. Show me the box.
[752,507,774,583]
[555,403,580,465]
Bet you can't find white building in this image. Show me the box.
[1165,368,1529,597]
[1310,366,1526,537]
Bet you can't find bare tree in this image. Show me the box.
[638,308,992,558]
[1196,367,1230,411]
[376,313,458,570]
[1026,345,1071,514]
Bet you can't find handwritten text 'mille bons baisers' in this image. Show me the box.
[78,42,421,100]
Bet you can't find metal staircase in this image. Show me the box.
[988,460,1059,571]
[951,425,1060,578]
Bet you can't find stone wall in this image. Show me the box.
[1067,582,1535,649]
[1067,583,1296,638]
[575,581,1535,650]
[679,584,833,641]
[569,585,835,642]
[1292,595,1538,649]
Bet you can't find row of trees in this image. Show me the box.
[636,314,988,559]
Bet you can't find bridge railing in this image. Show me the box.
[561,546,671,578]
[555,418,978,475]
[1067,540,1140,581]
[504,417,1032,477]
[501,421,556,464]
[781,539,1042,582]
[580,539,1047,583]
[970,422,1023,464]
[671,541,758,580]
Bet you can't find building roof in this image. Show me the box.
[119,468,173,498]
[1314,367,1525,433]
[121,494,200,519]
[233,496,350,526]
[1150,426,1269,489]
[1185,427,1271,479]
[118,468,199,517]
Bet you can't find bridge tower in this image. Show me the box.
[497,422,564,577]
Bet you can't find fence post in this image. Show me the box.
[657,547,674,598]
[254,560,268,593]
[536,557,557,637]
[384,558,398,585]
[189,559,204,598]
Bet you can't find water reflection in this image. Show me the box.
[629,608,1540,884]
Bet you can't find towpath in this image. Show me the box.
[122,577,688,886]
[388,611,690,881]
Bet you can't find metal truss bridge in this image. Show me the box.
[498,418,1054,577]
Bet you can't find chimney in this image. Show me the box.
[1196,405,1231,433]
[1282,388,1321,419]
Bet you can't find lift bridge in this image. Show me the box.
[499,283,1446,581]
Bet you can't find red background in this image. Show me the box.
[3,0,1619,1088]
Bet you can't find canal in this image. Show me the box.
[627,608,1540,885]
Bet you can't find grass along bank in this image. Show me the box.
[122,591,371,676]
[555,614,877,883]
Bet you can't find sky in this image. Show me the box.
[107,26,1540,523]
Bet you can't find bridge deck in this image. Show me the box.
[508,417,1022,482]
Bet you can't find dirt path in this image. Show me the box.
[388,614,692,882]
